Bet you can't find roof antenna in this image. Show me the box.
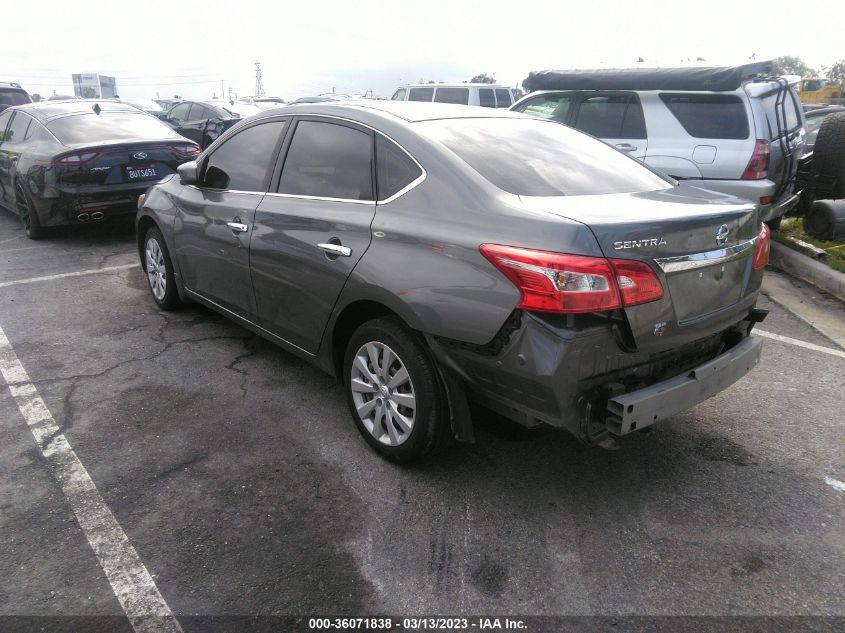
[92,103,101,115]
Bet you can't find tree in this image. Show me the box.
[825,59,845,86]
[470,73,496,84]
[771,56,815,77]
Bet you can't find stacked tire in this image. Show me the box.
[804,112,845,240]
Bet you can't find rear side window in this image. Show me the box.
[48,112,180,144]
[434,87,469,105]
[573,95,646,139]
[202,121,286,191]
[514,94,574,123]
[376,134,422,200]
[659,93,749,139]
[495,89,512,108]
[6,112,31,143]
[479,89,495,108]
[279,120,373,201]
[408,87,434,102]
[419,118,669,197]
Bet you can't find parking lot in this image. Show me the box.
[1,210,844,631]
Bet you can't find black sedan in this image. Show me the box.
[160,101,241,149]
[0,100,199,239]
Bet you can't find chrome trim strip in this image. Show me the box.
[654,238,757,273]
[264,192,375,205]
[183,288,314,357]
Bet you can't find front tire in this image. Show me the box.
[16,184,44,240]
[343,317,450,463]
[143,226,181,310]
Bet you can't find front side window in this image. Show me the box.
[660,93,750,139]
[514,94,574,123]
[391,88,406,101]
[376,134,422,200]
[278,120,373,201]
[494,89,512,108]
[573,94,646,139]
[408,87,434,102]
[202,120,286,191]
[0,89,31,108]
[6,112,32,144]
[419,118,669,197]
[434,87,469,105]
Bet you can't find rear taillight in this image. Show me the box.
[752,224,771,270]
[172,144,200,157]
[41,152,101,167]
[741,140,770,180]
[479,244,663,314]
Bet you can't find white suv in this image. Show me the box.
[391,83,515,108]
[511,63,806,227]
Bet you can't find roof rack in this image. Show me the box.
[524,61,774,93]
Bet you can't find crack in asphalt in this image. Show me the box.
[225,335,261,400]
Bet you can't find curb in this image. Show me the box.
[769,241,845,303]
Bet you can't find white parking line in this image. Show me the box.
[825,476,845,492]
[753,329,845,360]
[0,263,139,289]
[0,323,182,633]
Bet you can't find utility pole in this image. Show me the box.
[254,61,265,98]
[228,86,233,102]
[221,80,225,100]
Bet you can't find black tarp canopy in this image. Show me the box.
[524,61,774,93]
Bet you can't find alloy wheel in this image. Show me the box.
[145,238,167,301]
[350,341,416,446]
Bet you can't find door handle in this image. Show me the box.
[616,143,637,152]
[317,242,352,257]
[227,221,249,234]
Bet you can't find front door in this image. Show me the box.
[173,118,287,318]
[250,117,377,353]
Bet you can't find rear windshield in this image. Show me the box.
[47,112,179,144]
[659,93,749,139]
[0,88,31,107]
[418,118,670,197]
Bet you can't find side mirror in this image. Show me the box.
[177,161,198,185]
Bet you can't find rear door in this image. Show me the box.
[571,92,648,158]
[250,117,377,353]
[173,118,288,318]
[754,88,805,196]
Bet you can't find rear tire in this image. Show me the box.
[343,317,450,463]
[143,226,181,310]
[16,184,44,240]
[812,112,845,200]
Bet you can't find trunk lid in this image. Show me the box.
[519,184,762,352]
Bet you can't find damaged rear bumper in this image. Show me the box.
[605,335,762,436]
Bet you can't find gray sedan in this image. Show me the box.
[137,102,771,462]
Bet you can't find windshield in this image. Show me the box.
[0,88,32,107]
[418,117,670,196]
[47,112,180,144]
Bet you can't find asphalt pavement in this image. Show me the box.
[0,211,843,633]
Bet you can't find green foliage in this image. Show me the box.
[771,56,816,77]
[825,60,845,86]
[470,73,496,84]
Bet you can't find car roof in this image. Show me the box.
[7,99,147,123]
[399,83,512,90]
[257,100,524,123]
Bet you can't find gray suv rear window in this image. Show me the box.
[659,93,749,139]
[419,118,669,197]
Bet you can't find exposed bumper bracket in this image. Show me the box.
[605,335,763,436]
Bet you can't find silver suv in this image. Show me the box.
[512,62,805,227]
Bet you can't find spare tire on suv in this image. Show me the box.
[811,112,845,200]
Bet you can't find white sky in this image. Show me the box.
[2,0,843,101]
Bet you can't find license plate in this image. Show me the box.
[126,165,158,181]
